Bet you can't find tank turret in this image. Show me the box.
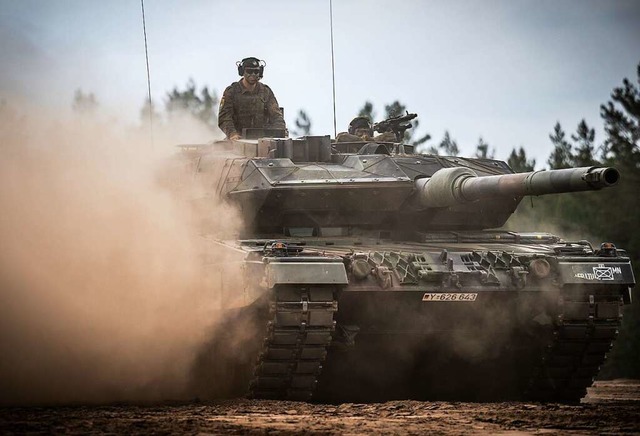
[195,132,621,233]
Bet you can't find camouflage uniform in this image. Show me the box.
[336,132,366,142]
[336,131,398,143]
[218,81,286,138]
[373,131,398,142]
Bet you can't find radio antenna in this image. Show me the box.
[141,0,155,150]
[329,0,337,138]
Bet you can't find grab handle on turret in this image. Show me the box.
[415,166,620,208]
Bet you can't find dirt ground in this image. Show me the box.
[1,380,639,435]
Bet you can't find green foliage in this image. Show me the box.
[547,122,573,169]
[571,119,597,166]
[358,101,376,121]
[412,131,432,148]
[292,109,312,136]
[165,79,219,131]
[507,147,536,172]
[384,101,404,118]
[426,130,459,156]
[600,63,640,166]
[597,64,640,265]
[475,137,494,159]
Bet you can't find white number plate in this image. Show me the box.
[422,293,478,302]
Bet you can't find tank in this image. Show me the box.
[185,117,635,403]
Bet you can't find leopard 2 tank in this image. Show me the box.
[188,119,635,403]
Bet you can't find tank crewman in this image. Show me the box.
[336,116,397,142]
[218,57,287,140]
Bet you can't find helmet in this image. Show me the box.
[348,116,373,136]
[237,57,265,77]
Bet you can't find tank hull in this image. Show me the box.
[191,233,633,403]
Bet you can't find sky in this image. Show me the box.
[1,0,639,167]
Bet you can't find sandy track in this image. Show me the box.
[1,380,639,435]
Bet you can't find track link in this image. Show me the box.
[249,285,338,401]
[525,290,622,402]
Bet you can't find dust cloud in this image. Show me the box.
[0,102,241,405]
[506,198,603,245]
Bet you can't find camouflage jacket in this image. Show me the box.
[218,80,286,138]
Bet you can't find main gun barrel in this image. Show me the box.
[415,166,620,208]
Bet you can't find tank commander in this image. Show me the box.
[218,57,287,140]
[336,116,397,142]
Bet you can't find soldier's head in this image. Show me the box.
[348,116,373,138]
[237,57,265,84]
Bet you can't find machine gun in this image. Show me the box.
[373,112,418,142]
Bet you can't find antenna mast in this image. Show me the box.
[141,0,155,150]
[329,0,337,138]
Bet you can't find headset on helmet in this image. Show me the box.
[237,57,266,77]
[348,116,373,135]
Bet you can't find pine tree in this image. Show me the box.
[384,101,405,118]
[600,63,640,167]
[595,62,640,262]
[165,79,219,131]
[437,131,459,156]
[547,122,573,169]
[358,101,376,121]
[475,137,494,159]
[571,119,597,166]
[411,130,432,149]
[507,147,536,172]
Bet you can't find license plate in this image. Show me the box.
[422,293,478,302]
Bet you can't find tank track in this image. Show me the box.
[249,285,338,401]
[525,289,622,402]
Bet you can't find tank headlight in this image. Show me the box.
[351,259,370,280]
[529,258,551,279]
